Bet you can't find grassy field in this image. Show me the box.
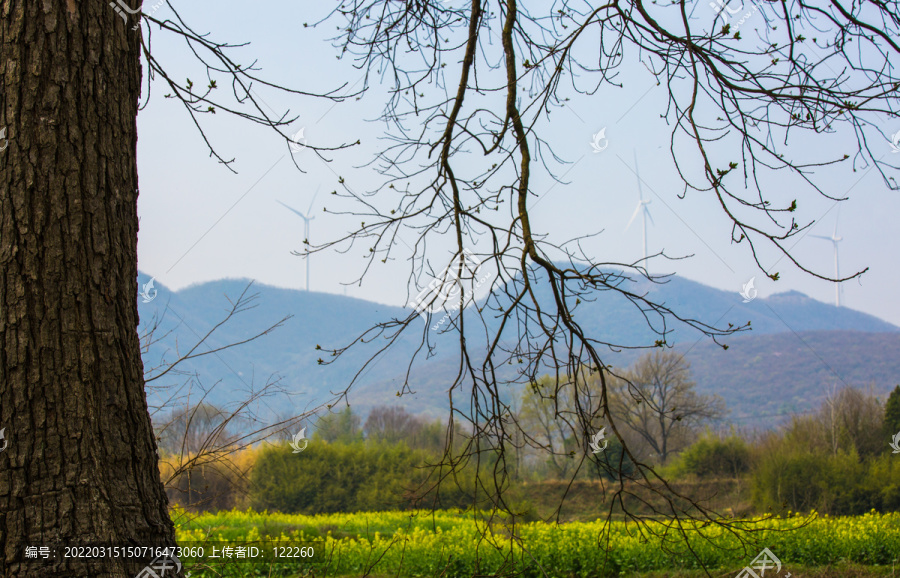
[168,507,900,577]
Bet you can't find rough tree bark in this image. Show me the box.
[0,2,178,576]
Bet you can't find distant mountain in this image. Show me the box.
[487,270,898,347]
[137,271,898,428]
[683,330,900,428]
[137,274,425,411]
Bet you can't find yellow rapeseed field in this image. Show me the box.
[171,507,900,577]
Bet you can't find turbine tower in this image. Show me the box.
[625,150,654,264]
[277,188,318,292]
[811,213,843,307]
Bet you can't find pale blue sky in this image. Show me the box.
[134,0,900,327]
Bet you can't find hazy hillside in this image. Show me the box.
[683,330,900,427]
[350,330,900,428]
[137,271,898,428]
[490,270,898,346]
[137,274,436,412]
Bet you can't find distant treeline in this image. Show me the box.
[154,353,900,518]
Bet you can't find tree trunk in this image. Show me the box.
[0,2,178,576]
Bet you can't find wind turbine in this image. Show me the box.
[277,188,318,292]
[625,150,655,264]
[811,212,843,307]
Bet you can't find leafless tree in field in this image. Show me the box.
[818,383,884,458]
[298,0,896,570]
[364,406,425,443]
[610,351,726,464]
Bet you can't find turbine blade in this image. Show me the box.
[625,203,642,231]
[277,200,309,221]
[633,150,645,202]
[809,234,832,240]
[306,185,321,217]
[644,206,656,226]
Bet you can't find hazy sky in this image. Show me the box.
[134,0,900,327]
